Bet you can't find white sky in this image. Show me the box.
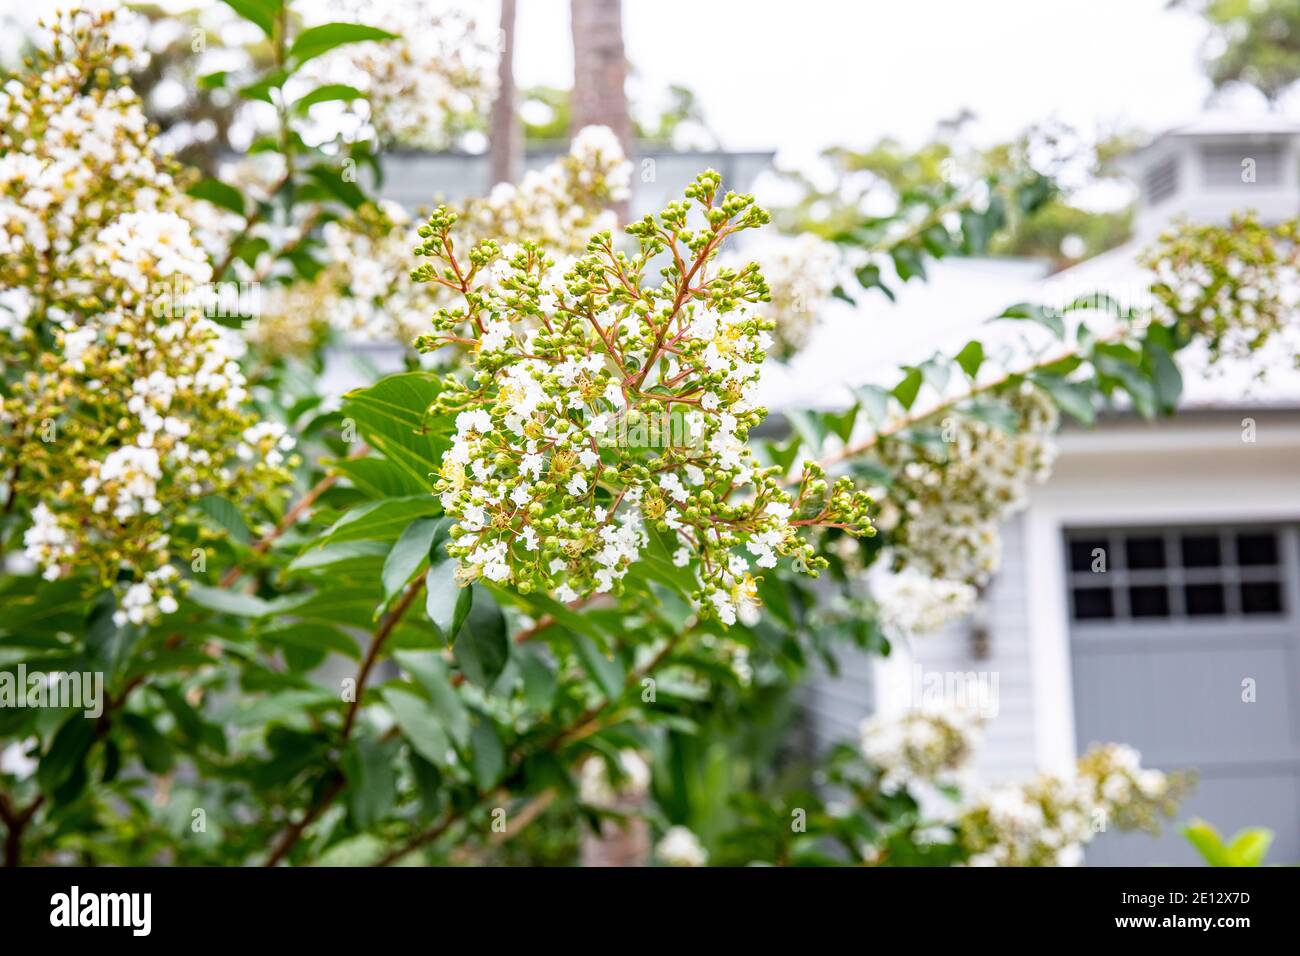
[6,0,1292,170]
[512,0,1265,164]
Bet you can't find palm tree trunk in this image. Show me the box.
[489,0,522,187]
[570,0,632,219]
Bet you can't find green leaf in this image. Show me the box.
[195,495,251,546]
[1182,819,1231,867]
[342,373,447,487]
[120,713,173,774]
[383,687,453,768]
[954,340,984,379]
[288,23,397,68]
[238,72,287,105]
[892,367,923,410]
[408,751,443,818]
[1032,374,1095,426]
[38,714,96,794]
[469,715,505,790]
[287,539,389,573]
[220,0,281,38]
[821,405,858,444]
[517,645,557,711]
[259,622,360,661]
[997,302,1065,339]
[186,583,273,618]
[1144,340,1183,413]
[294,83,365,112]
[85,589,133,680]
[425,560,472,643]
[963,398,1018,433]
[1226,827,1273,867]
[321,496,440,545]
[453,590,509,687]
[393,650,470,749]
[853,384,891,427]
[1095,352,1157,419]
[186,178,246,217]
[305,163,368,210]
[918,357,951,395]
[343,735,396,829]
[153,685,227,754]
[197,71,229,91]
[568,630,624,700]
[890,244,926,282]
[382,518,438,604]
[330,456,429,499]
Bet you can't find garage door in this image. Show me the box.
[1065,524,1300,866]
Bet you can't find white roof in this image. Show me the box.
[1158,111,1300,138]
[760,244,1300,414]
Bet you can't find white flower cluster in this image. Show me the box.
[656,825,708,867]
[413,171,874,623]
[722,232,840,360]
[302,0,496,150]
[469,125,632,255]
[1,7,293,624]
[578,750,652,807]
[248,128,633,355]
[877,384,1058,586]
[957,743,1185,867]
[860,704,982,787]
[1143,213,1299,367]
[870,565,977,637]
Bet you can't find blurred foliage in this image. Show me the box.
[1175,0,1300,102]
[782,117,1139,278]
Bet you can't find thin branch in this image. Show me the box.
[263,575,426,866]
[220,443,369,588]
[374,625,688,866]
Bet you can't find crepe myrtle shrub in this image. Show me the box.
[0,6,295,624]
[1142,212,1300,365]
[409,171,875,624]
[0,2,1288,870]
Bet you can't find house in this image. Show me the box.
[800,114,1300,866]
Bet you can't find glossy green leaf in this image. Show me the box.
[568,630,625,700]
[954,340,984,379]
[288,23,397,67]
[220,0,281,38]
[294,83,365,112]
[425,560,472,643]
[187,178,246,217]
[469,714,505,790]
[343,735,396,828]
[393,650,470,749]
[383,687,453,768]
[453,590,509,687]
[195,494,252,546]
[320,496,440,545]
[382,518,438,604]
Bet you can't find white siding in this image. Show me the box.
[806,514,1042,783]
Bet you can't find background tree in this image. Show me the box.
[489,0,522,186]
[1177,0,1300,103]
[570,0,631,222]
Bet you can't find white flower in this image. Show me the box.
[656,826,708,867]
[871,566,977,637]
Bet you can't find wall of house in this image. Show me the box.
[805,514,1042,784]
[809,409,1300,786]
